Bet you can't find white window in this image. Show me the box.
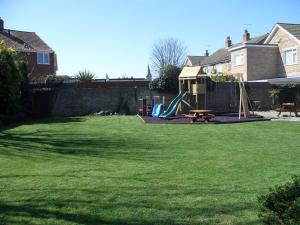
[204,66,210,74]
[284,48,297,65]
[215,64,222,73]
[234,53,244,66]
[37,52,50,65]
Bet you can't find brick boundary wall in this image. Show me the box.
[31,82,298,117]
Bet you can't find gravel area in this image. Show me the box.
[254,110,300,122]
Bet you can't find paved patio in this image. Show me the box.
[254,111,300,122]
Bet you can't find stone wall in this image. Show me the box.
[31,82,286,117]
[205,82,274,111]
[51,86,149,116]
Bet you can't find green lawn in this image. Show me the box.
[0,116,299,225]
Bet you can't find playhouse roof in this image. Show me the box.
[179,66,204,79]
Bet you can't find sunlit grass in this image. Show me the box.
[0,116,299,224]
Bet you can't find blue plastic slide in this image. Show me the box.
[159,92,187,119]
[151,104,163,117]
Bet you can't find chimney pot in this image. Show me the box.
[0,17,4,31]
[225,36,232,48]
[243,29,250,42]
[205,49,209,57]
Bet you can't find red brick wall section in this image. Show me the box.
[21,52,56,79]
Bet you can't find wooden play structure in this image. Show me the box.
[178,66,252,119]
[178,66,208,113]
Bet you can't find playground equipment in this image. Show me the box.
[151,95,164,117]
[236,74,251,119]
[138,96,152,116]
[159,92,187,119]
[177,66,252,120]
[138,95,165,117]
[178,66,207,112]
[152,104,163,117]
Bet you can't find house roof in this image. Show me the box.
[277,23,300,41]
[201,33,269,65]
[0,29,53,52]
[249,75,300,84]
[229,33,269,49]
[200,48,230,65]
[186,56,207,66]
[264,23,300,44]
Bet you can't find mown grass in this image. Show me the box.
[0,116,299,225]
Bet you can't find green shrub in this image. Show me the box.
[46,74,57,83]
[75,70,95,82]
[0,41,27,115]
[274,84,300,104]
[150,65,181,93]
[258,175,300,225]
[210,73,238,82]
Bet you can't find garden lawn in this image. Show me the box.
[0,116,300,225]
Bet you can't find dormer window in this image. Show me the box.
[37,52,50,65]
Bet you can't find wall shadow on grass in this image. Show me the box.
[0,127,164,161]
[0,117,86,133]
[0,196,260,225]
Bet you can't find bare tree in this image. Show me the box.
[151,38,186,75]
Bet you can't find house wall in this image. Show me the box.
[246,46,281,81]
[230,48,247,80]
[21,52,56,79]
[268,28,300,76]
[204,62,230,74]
[221,63,231,73]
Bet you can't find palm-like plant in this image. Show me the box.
[75,70,95,82]
[269,88,280,108]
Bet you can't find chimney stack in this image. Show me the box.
[225,36,232,48]
[243,29,250,42]
[0,17,4,31]
[204,49,209,57]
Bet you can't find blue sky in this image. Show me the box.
[1,0,299,78]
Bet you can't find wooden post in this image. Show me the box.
[204,78,207,109]
[195,78,198,109]
[237,74,249,119]
[178,79,182,114]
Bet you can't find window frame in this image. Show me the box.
[215,63,222,73]
[233,53,244,66]
[284,48,297,66]
[37,52,50,65]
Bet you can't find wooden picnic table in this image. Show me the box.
[276,103,299,117]
[186,109,215,123]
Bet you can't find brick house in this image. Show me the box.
[229,23,300,81]
[0,18,57,80]
[194,31,269,78]
[185,23,300,82]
